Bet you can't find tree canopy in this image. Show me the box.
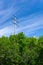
[0,32,43,65]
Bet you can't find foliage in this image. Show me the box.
[0,32,43,65]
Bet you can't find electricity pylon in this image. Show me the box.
[13,16,19,34]
[13,16,16,34]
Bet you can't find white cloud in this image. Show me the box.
[0,4,19,24]
[0,13,43,37]
[0,13,43,36]
[0,26,14,36]
[16,14,43,34]
[0,0,43,37]
[17,21,43,31]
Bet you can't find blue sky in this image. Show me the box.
[0,0,43,37]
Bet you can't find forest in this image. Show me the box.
[0,32,43,65]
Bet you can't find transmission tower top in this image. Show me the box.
[14,16,16,20]
[13,16,16,24]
